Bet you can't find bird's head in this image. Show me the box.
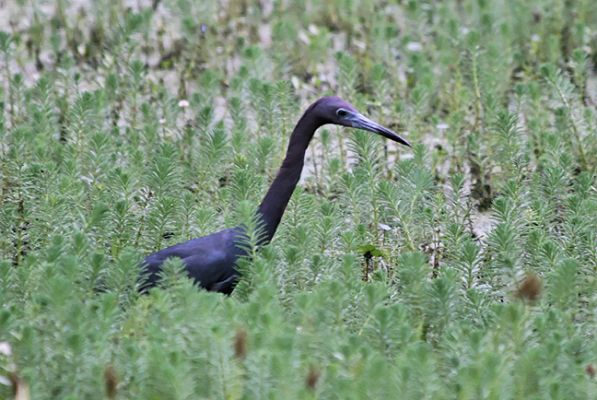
[313,96,411,147]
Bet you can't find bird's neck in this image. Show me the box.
[256,110,323,244]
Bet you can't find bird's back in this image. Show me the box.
[141,227,247,293]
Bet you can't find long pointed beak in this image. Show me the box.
[351,113,411,147]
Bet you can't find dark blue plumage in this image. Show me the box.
[142,227,246,294]
[140,96,410,293]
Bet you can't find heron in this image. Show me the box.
[141,96,411,294]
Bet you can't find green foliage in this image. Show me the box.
[1,0,597,398]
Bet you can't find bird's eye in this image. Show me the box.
[337,109,348,118]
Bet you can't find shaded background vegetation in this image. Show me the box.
[1,0,596,398]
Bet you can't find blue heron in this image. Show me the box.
[141,96,410,293]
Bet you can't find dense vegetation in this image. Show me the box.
[1,0,596,398]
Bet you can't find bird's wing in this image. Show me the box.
[141,228,245,291]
